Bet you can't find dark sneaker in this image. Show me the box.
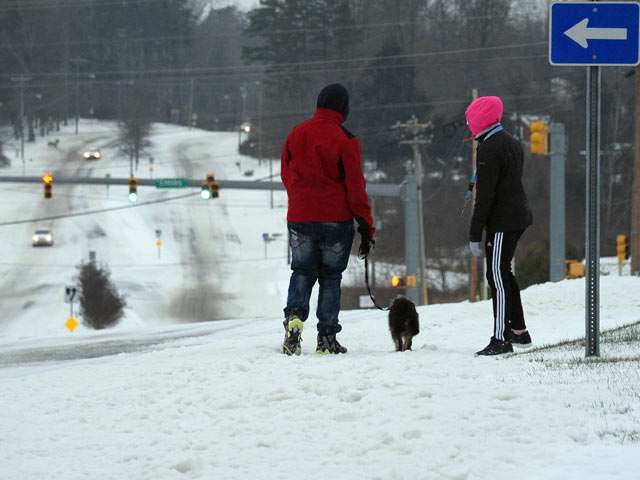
[510,330,532,348]
[282,317,304,356]
[316,333,347,354]
[475,337,513,357]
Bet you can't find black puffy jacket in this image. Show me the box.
[469,128,533,242]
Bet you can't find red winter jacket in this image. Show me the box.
[281,108,375,236]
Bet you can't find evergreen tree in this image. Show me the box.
[243,0,362,156]
[76,261,127,330]
[353,36,432,181]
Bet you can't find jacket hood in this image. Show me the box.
[317,83,350,122]
[464,96,503,140]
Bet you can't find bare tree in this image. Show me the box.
[118,82,152,174]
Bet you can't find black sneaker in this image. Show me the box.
[282,317,304,356]
[510,330,532,348]
[316,333,347,354]
[475,337,513,356]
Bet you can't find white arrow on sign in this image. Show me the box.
[564,18,627,48]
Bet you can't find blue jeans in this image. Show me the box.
[284,221,355,335]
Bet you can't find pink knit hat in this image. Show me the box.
[464,96,503,141]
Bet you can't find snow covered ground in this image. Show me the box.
[0,120,639,479]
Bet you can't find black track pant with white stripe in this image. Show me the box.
[485,230,527,342]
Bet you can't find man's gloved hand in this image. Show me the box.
[469,241,483,257]
[358,235,375,260]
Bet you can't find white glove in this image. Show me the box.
[469,241,483,257]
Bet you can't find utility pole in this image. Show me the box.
[257,86,270,208]
[70,57,87,134]
[240,83,247,122]
[470,88,479,302]
[549,123,567,282]
[11,75,31,163]
[188,77,194,130]
[397,114,430,305]
[632,64,640,275]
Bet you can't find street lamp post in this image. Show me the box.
[70,57,87,134]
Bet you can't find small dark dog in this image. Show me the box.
[388,295,420,352]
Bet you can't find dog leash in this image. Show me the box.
[364,257,390,311]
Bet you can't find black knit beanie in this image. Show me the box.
[317,83,350,122]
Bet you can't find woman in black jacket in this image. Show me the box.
[465,96,533,356]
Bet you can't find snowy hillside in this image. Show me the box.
[1,121,639,480]
[0,120,292,336]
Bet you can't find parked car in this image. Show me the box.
[32,227,54,247]
[83,147,101,160]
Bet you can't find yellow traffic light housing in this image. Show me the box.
[617,235,629,263]
[206,173,220,199]
[391,274,417,289]
[128,177,138,203]
[530,120,549,155]
[564,260,585,279]
[42,173,53,199]
[210,181,220,198]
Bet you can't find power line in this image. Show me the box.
[0,41,548,80]
[0,11,545,47]
[0,53,551,98]
[0,0,167,11]
[0,191,196,226]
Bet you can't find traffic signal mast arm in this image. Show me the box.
[0,175,292,191]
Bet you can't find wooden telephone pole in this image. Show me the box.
[397,115,430,305]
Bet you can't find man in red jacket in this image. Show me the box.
[281,83,375,356]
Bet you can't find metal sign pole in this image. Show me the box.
[549,0,640,357]
[585,65,601,357]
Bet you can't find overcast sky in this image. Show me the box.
[216,0,258,11]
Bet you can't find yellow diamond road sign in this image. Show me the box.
[66,317,78,332]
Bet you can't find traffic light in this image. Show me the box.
[530,120,549,155]
[42,173,53,199]
[391,274,417,289]
[128,177,138,203]
[564,260,585,279]
[200,182,211,200]
[206,173,220,199]
[617,235,629,263]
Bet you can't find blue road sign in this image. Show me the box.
[550,2,640,66]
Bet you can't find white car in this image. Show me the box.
[32,227,54,247]
[83,147,101,160]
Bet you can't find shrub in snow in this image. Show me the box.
[76,261,126,329]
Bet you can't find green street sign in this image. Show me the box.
[155,178,188,188]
